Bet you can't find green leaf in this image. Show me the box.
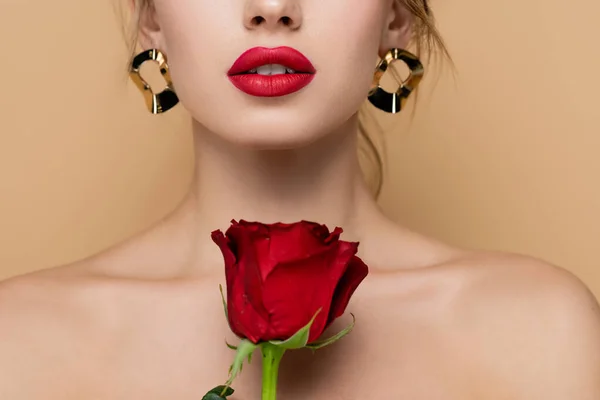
[268,308,322,350]
[306,313,356,351]
[202,392,227,400]
[202,385,234,400]
[225,339,258,386]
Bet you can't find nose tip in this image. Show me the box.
[244,0,303,31]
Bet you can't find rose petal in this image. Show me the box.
[261,241,357,342]
[299,220,331,240]
[323,227,343,244]
[228,278,268,343]
[226,221,274,281]
[211,230,238,298]
[260,255,336,341]
[326,253,369,326]
[228,221,342,278]
[267,222,333,265]
[235,220,268,235]
[211,230,237,268]
[220,224,271,342]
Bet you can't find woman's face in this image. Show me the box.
[143,0,406,149]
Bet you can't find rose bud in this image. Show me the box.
[211,220,369,344]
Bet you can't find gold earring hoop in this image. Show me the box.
[129,49,179,114]
[367,48,424,114]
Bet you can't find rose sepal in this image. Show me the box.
[267,308,321,350]
[220,284,241,351]
[305,313,356,352]
[220,284,242,342]
[209,309,323,400]
[205,339,257,400]
[222,308,321,387]
[225,339,258,387]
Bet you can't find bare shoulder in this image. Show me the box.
[452,251,600,335]
[0,265,123,398]
[447,251,600,399]
[0,252,163,343]
[0,204,199,397]
[451,250,600,314]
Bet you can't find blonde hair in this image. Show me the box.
[119,0,449,198]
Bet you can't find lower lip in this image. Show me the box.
[228,74,315,97]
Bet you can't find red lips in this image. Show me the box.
[227,46,316,97]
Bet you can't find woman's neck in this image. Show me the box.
[187,113,386,266]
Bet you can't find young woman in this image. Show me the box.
[1,0,599,399]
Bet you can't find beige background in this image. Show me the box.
[1,1,599,296]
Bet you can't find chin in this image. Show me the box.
[223,123,326,151]
[192,106,340,151]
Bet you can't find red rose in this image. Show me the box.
[211,220,369,344]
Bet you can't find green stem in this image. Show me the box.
[260,343,286,400]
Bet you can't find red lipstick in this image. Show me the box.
[228,47,316,97]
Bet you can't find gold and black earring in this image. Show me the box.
[129,49,179,114]
[368,48,424,114]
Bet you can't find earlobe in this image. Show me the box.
[380,0,414,56]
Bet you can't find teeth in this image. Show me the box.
[248,64,296,75]
[258,64,286,75]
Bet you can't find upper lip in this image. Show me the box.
[228,46,316,76]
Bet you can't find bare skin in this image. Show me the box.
[1,0,600,398]
[1,167,599,399]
